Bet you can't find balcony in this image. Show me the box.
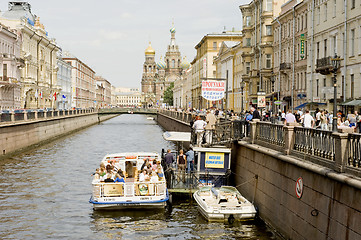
[280,63,291,71]
[316,56,333,75]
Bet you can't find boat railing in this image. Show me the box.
[92,181,167,198]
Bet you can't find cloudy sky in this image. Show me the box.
[0,0,247,88]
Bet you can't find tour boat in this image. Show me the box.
[193,186,257,222]
[89,152,169,210]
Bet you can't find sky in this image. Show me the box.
[0,0,247,88]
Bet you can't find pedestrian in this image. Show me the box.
[251,107,261,120]
[177,149,186,182]
[320,110,328,130]
[164,149,174,169]
[356,111,361,133]
[315,108,321,128]
[284,109,296,125]
[185,147,194,173]
[205,110,217,144]
[192,116,207,146]
[301,110,315,128]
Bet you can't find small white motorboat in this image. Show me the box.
[89,152,169,210]
[193,186,257,222]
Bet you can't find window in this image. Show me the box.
[350,29,355,56]
[333,0,337,17]
[172,59,175,68]
[324,39,327,58]
[351,0,355,9]
[3,64,7,80]
[305,13,307,28]
[324,3,327,22]
[317,7,320,24]
[332,36,337,55]
[266,25,272,36]
[246,38,251,46]
[213,42,217,50]
[246,16,251,27]
[317,42,320,59]
[266,54,272,68]
[266,0,273,11]
[316,79,319,97]
[246,62,250,74]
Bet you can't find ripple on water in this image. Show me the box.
[0,115,275,240]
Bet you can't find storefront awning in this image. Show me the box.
[341,100,361,106]
[295,102,308,110]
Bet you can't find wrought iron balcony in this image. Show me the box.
[316,56,333,75]
[280,63,291,71]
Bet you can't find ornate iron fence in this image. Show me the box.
[293,127,334,160]
[347,133,361,168]
[256,122,285,146]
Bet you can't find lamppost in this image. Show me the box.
[270,72,275,120]
[331,54,341,132]
[240,81,245,116]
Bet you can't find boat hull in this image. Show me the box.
[91,199,168,210]
[193,186,257,221]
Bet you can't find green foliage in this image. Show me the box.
[163,82,174,106]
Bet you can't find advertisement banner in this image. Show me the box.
[300,34,305,59]
[201,80,225,101]
[257,95,266,108]
[205,152,224,168]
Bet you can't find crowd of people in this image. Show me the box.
[92,158,164,183]
[168,106,361,133]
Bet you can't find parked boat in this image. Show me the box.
[193,186,257,222]
[89,152,169,210]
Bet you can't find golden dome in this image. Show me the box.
[145,42,155,55]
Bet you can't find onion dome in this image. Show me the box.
[145,42,155,55]
[170,27,176,34]
[181,57,190,70]
[157,56,166,69]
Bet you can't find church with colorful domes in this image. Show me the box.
[141,25,190,107]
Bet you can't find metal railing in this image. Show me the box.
[293,127,335,160]
[256,122,285,147]
[347,133,361,168]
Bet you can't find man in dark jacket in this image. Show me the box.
[251,107,261,120]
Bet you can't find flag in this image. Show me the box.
[40,91,43,99]
[35,89,38,99]
[62,95,66,99]
[53,92,57,101]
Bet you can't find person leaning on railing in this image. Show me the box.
[300,110,315,128]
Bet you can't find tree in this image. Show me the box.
[163,82,174,106]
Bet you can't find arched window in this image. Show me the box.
[172,59,175,68]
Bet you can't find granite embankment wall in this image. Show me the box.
[0,113,118,159]
[233,141,361,240]
[158,112,361,240]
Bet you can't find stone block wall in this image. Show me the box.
[233,141,361,240]
[0,114,117,159]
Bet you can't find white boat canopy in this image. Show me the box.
[162,131,191,142]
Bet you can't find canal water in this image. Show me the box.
[0,114,276,239]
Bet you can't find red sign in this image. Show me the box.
[295,177,303,199]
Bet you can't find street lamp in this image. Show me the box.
[331,54,341,132]
[270,72,275,120]
[240,81,245,116]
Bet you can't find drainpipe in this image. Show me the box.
[37,36,43,109]
[276,18,282,112]
[50,45,57,109]
[292,6,296,111]
[343,0,347,102]
[310,0,315,105]
[259,0,263,92]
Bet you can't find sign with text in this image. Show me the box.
[300,34,305,59]
[205,152,225,168]
[257,95,266,108]
[201,80,225,101]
